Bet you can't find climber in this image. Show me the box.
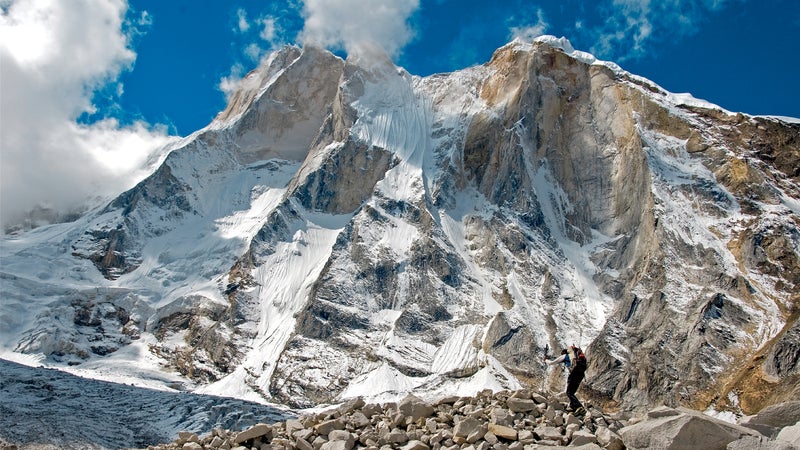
[544,346,587,414]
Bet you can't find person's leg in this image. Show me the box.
[566,373,584,410]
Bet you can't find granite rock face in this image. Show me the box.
[4,37,799,414]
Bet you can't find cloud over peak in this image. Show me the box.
[0,0,173,232]
[299,0,420,57]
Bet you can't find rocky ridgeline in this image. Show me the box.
[142,391,800,450]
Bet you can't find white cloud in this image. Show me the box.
[258,16,277,42]
[0,0,175,232]
[299,0,420,57]
[219,62,248,102]
[236,8,250,33]
[244,43,263,62]
[584,0,743,61]
[510,8,549,42]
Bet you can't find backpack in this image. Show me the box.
[570,346,587,371]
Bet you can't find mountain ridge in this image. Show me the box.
[1,35,798,417]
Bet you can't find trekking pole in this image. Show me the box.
[540,344,549,393]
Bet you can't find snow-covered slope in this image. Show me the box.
[1,36,798,421]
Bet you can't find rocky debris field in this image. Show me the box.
[142,391,800,450]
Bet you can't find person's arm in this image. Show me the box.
[546,354,566,366]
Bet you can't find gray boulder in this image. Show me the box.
[569,430,597,446]
[507,397,537,413]
[401,440,431,450]
[595,426,624,450]
[777,422,800,447]
[727,435,799,450]
[314,418,346,435]
[233,423,272,445]
[320,440,355,450]
[620,407,759,450]
[740,402,800,438]
[398,394,435,422]
[454,417,483,439]
[490,408,514,426]
[534,426,563,441]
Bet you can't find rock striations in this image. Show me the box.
[1,35,799,419]
[142,391,800,450]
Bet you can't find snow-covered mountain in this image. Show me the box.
[1,36,798,416]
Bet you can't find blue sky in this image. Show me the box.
[112,0,800,135]
[1,0,799,229]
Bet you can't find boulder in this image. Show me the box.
[286,418,305,435]
[569,430,597,446]
[296,437,315,450]
[178,431,200,444]
[620,408,760,450]
[487,423,517,441]
[399,394,435,421]
[233,423,272,445]
[517,429,534,444]
[543,405,557,422]
[434,396,460,406]
[294,428,315,441]
[534,426,563,441]
[208,436,225,448]
[401,440,431,450]
[362,403,383,418]
[595,426,624,450]
[467,425,488,444]
[320,440,355,450]
[740,402,800,438]
[385,430,410,444]
[726,435,799,450]
[565,413,582,426]
[454,417,483,439]
[315,418,346,436]
[489,408,514,426]
[507,397,537,413]
[777,422,800,446]
[647,406,682,419]
[329,429,356,446]
[532,393,548,404]
[338,397,366,416]
[425,417,438,433]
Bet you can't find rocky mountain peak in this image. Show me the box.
[1,37,798,420]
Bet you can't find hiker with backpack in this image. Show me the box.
[544,345,587,414]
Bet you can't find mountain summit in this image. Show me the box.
[1,36,798,415]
